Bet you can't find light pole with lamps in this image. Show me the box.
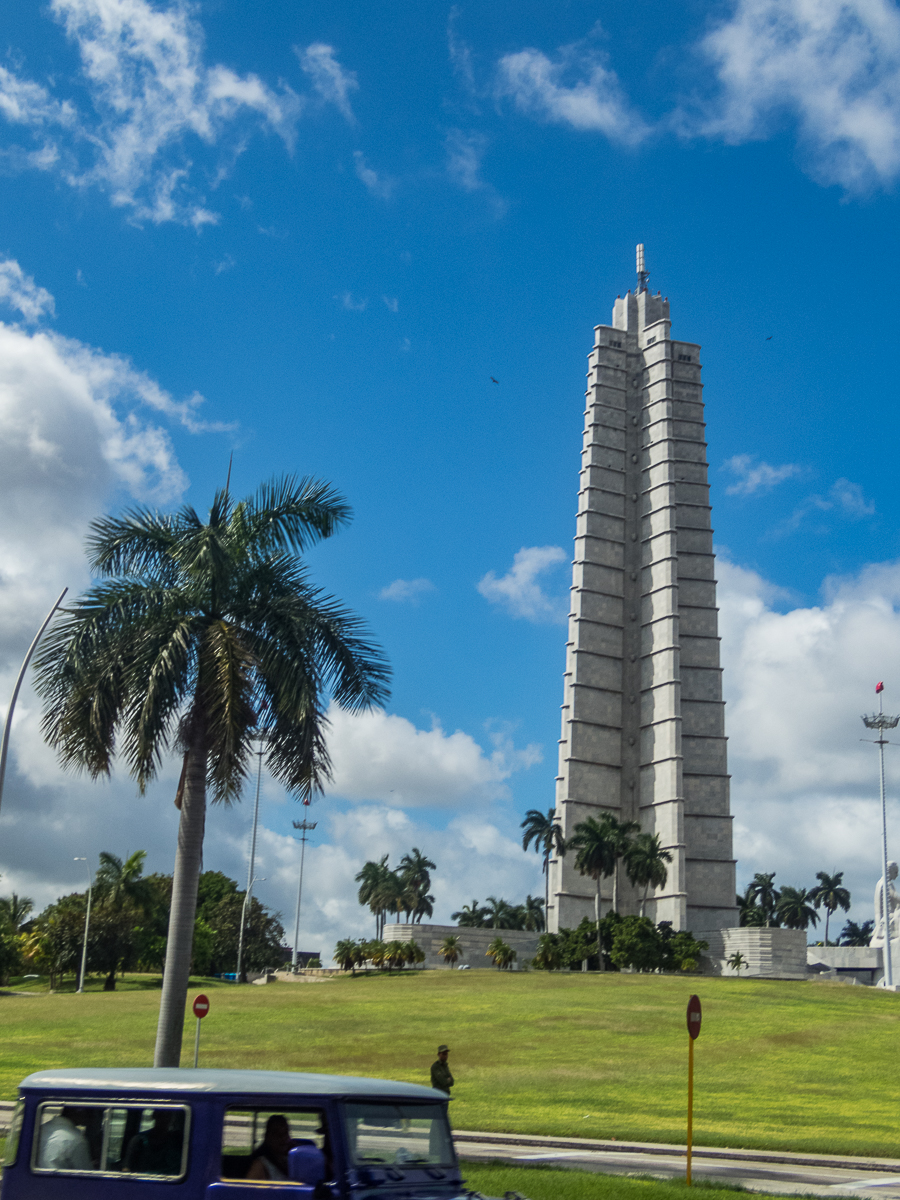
[862,683,900,988]
[74,857,93,994]
[236,736,265,983]
[291,818,316,970]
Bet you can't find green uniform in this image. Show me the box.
[430,1059,454,1094]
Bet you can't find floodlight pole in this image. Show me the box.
[862,691,900,988]
[291,818,317,970]
[236,737,265,983]
[74,857,93,994]
[0,588,67,821]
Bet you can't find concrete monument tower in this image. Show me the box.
[547,247,737,934]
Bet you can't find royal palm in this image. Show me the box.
[35,476,389,1066]
[810,870,851,946]
[521,807,567,922]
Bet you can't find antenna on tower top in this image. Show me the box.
[636,243,649,293]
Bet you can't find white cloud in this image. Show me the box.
[0,259,56,323]
[0,4,359,224]
[723,453,801,495]
[718,556,900,920]
[295,43,358,122]
[697,0,900,189]
[378,578,434,602]
[338,292,367,312]
[381,296,399,313]
[778,477,875,533]
[352,151,394,199]
[496,41,649,144]
[478,545,569,623]
[322,705,541,807]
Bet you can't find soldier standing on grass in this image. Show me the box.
[430,1045,454,1095]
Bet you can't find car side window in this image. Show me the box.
[32,1103,188,1179]
[222,1109,327,1182]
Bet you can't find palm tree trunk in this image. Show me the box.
[596,878,605,972]
[641,881,649,919]
[825,909,830,946]
[154,732,207,1067]
[612,862,618,915]
[544,850,549,930]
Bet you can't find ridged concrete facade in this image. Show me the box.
[547,282,737,935]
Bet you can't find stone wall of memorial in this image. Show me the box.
[383,923,540,969]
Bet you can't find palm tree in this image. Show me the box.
[35,476,390,1066]
[521,808,567,924]
[484,896,519,929]
[737,884,765,927]
[775,886,819,931]
[747,873,780,927]
[0,892,34,932]
[568,816,618,968]
[486,935,516,969]
[522,894,545,932]
[841,919,874,946]
[602,814,640,912]
[809,871,851,946]
[94,850,150,910]
[438,935,461,967]
[532,932,564,971]
[355,856,392,938]
[451,900,488,928]
[399,848,436,923]
[624,833,673,917]
[727,950,746,976]
[333,938,358,973]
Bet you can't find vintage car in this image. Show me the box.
[0,1068,488,1200]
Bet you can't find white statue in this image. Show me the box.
[872,861,900,946]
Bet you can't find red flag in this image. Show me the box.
[877,682,885,693]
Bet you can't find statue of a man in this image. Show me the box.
[873,861,900,946]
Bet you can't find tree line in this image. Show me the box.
[738,870,870,944]
[0,855,287,989]
[533,915,709,974]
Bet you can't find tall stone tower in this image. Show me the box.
[547,249,737,935]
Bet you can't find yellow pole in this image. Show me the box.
[686,1034,694,1185]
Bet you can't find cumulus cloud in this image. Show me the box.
[723,453,801,495]
[478,545,569,623]
[0,2,358,224]
[718,556,900,918]
[378,578,434,603]
[696,0,900,189]
[495,39,649,144]
[322,705,541,807]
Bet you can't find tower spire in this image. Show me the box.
[636,243,649,293]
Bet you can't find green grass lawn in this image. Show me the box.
[461,1164,822,1200]
[2,970,900,1158]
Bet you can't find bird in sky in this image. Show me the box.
[765,336,773,341]
[490,376,499,384]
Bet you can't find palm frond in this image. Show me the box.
[236,475,352,556]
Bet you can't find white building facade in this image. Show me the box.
[548,267,737,935]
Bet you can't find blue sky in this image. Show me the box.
[1,0,900,956]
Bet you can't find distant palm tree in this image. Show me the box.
[775,886,819,930]
[0,892,34,932]
[602,815,641,912]
[521,808,567,923]
[355,856,393,938]
[399,848,436,923]
[532,933,564,971]
[486,936,516,970]
[522,894,546,932]
[747,873,780,927]
[333,939,358,973]
[451,900,489,928]
[737,884,766,927]
[727,950,747,976]
[840,919,874,947]
[568,816,618,968]
[484,896,519,929]
[95,850,150,910]
[809,871,851,946]
[624,833,673,917]
[35,476,390,1066]
[438,935,461,967]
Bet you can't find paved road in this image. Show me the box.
[453,1132,900,1197]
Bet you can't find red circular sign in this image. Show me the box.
[193,994,210,1019]
[686,994,702,1040]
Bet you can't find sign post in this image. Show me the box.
[686,995,702,1185]
[192,994,210,1068]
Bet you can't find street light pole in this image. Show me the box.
[862,685,900,988]
[291,819,316,970]
[74,857,93,994]
[0,588,67,821]
[236,738,265,983]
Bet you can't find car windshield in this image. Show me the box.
[342,1104,453,1168]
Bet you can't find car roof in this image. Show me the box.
[19,1069,445,1102]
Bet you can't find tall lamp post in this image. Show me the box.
[291,819,316,970]
[862,684,900,988]
[74,857,93,994]
[0,588,67,821]
[236,736,265,983]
